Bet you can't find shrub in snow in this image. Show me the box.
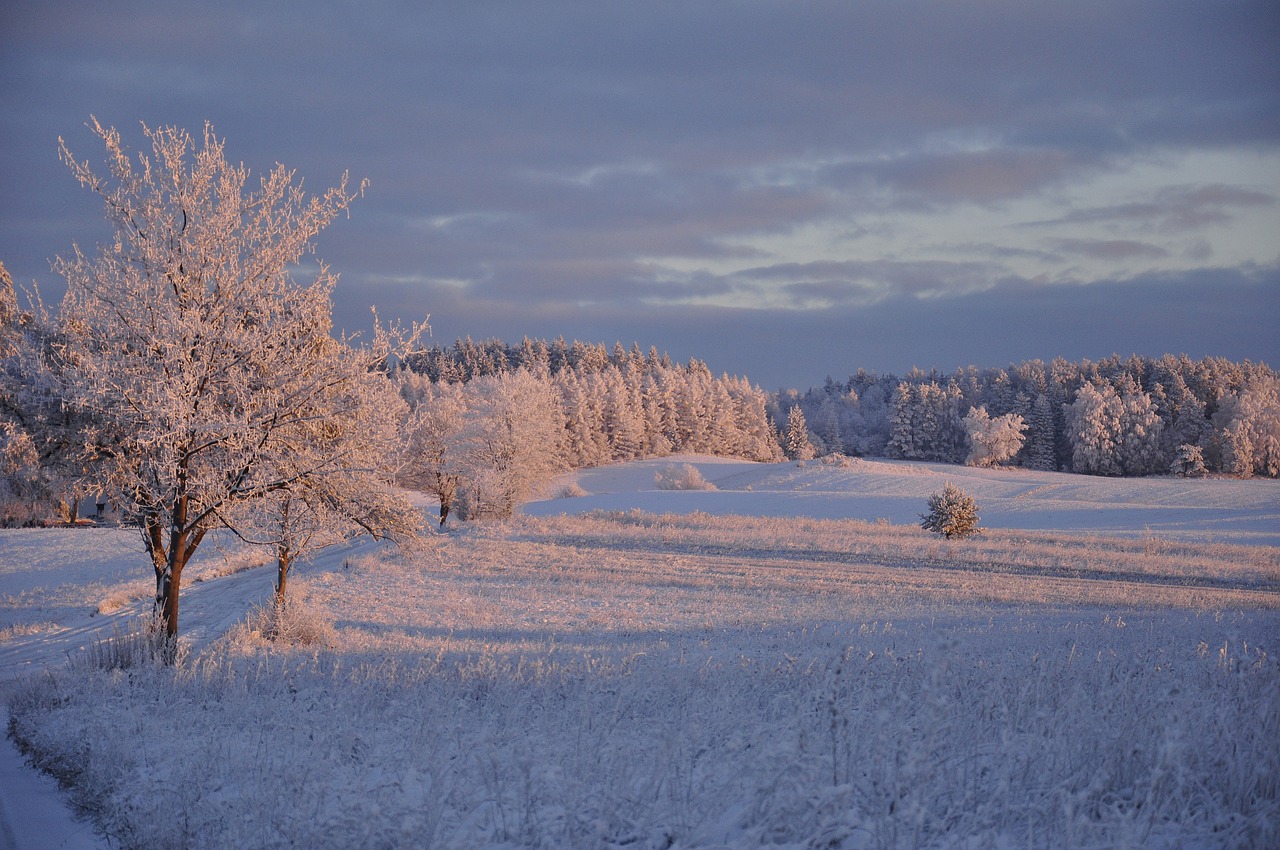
[556,482,588,499]
[654,463,717,491]
[920,482,982,539]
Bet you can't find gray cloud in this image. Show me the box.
[1053,239,1169,262]
[857,149,1087,207]
[1033,184,1277,232]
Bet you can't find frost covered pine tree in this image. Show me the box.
[52,118,422,651]
[1170,443,1208,477]
[1065,383,1124,475]
[1212,374,1280,477]
[784,404,816,460]
[1066,380,1165,476]
[919,482,982,539]
[1115,377,1165,476]
[1022,393,1058,471]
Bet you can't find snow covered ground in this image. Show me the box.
[2,457,1278,848]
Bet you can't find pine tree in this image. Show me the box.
[887,382,920,459]
[785,405,816,460]
[1212,375,1280,477]
[920,482,982,539]
[1066,383,1123,475]
[1170,444,1208,477]
[1116,383,1165,475]
[1024,394,1058,471]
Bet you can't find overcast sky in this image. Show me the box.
[2,1,1277,388]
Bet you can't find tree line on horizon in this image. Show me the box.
[396,337,1279,480]
[776,353,1279,478]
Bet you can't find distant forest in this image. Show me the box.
[399,337,783,473]
[404,339,1280,479]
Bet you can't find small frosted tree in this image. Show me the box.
[237,364,422,605]
[920,482,982,539]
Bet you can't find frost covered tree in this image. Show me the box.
[1212,375,1280,477]
[1065,382,1165,476]
[0,261,90,523]
[962,406,1027,467]
[399,379,468,525]
[784,404,816,460]
[1114,377,1165,475]
[1022,394,1058,471]
[888,380,965,462]
[1170,444,1208,477]
[920,482,982,539]
[453,369,565,520]
[51,118,422,651]
[240,366,420,605]
[0,422,41,524]
[1,263,42,522]
[1066,383,1123,475]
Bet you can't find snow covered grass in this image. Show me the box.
[70,615,175,672]
[7,504,1280,849]
[226,583,339,648]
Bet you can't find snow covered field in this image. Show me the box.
[2,457,1278,849]
[532,455,1280,546]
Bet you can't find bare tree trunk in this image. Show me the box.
[275,548,292,606]
[157,520,190,664]
[437,474,455,527]
[144,493,205,664]
[158,558,183,663]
